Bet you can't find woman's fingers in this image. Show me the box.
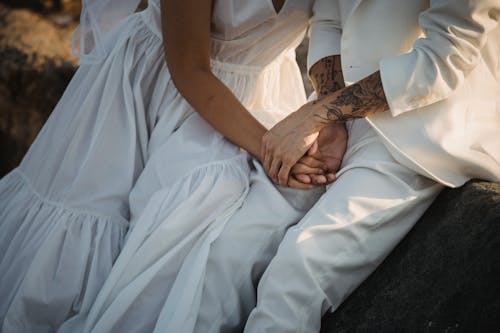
[307,140,319,156]
[277,158,294,186]
[262,132,333,187]
[268,158,282,183]
[262,144,271,175]
[262,140,290,186]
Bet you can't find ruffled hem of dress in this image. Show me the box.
[0,170,127,333]
[62,155,250,333]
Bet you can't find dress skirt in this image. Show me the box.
[1,13,196,332]
[0,3,311,331]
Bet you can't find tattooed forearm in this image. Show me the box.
[310,55,345,98]
[315,71,388,123]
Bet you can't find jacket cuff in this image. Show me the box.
[380,49,451,117]
[307,22,342,74]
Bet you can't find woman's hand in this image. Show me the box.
[261,102,327,186]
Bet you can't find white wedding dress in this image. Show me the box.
[0,0,315,332]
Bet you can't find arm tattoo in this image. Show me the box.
[320,71,388,122]
[311,55,345,98]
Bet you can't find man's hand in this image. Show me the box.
[310,122,347,176]
[286,151,328,189]
[283,55,347,189]
[261,103,327,186]
[291,123,347,186]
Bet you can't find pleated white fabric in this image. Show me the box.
[0,171,127,333]
[0,0,313,332]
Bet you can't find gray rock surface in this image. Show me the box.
[321,180,500,333]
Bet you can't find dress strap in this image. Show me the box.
[73,0,141,63]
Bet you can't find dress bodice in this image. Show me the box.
[146,0,312,66]
[141,0,313,128]
[210,0,311,65]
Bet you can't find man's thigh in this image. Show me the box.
[244,119,444,332]
[194,160,323,332]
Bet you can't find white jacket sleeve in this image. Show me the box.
[307,0,342,73]
[380,0,500,116]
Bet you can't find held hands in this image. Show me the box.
[261,103,348,189]
[291,123,347,189]
[261,103,325,187]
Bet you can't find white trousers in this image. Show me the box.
[195,119,443,332]
[191,160,324,332]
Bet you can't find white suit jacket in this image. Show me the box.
[308,0,500,187]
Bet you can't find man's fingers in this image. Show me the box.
[297,156,326,170]
[310,174,327,185]
[288,177,314,190]
[291,162,323,176]
[326,172,336,184]
[294,173,312,184]
[310,172,336,185]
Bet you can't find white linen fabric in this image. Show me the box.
[244,119,444,332]
[241,1,499,331]
[308,0,500,187]
[73,0,141,63]
[0,0,314,332]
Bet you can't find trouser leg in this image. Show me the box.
[244,119,444,333]
[193,161,324,333]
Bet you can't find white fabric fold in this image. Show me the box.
[73,0,141,63]
[60,157,250,333]
[0,171,127,333]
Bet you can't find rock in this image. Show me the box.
[0,3,77,176]
[0,0,81,16]
[321,180,500,333]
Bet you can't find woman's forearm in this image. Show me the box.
[171,68,266,160]
[161,0,266,161]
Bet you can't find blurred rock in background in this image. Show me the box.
[0,0,80,16]
[0,2,78,176]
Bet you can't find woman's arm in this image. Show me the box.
[161,0,266,160]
